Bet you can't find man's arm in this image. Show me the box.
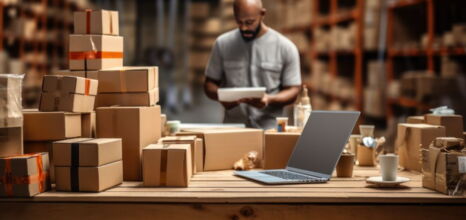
[204,77,239,109]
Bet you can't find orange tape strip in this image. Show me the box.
[69,51,123,60]
[84,79,90,96]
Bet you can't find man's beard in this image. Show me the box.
[240,23,262,42]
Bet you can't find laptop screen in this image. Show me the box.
[287,111,360,176]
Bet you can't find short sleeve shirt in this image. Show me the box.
[205,28,301,129]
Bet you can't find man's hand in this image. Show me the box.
[240,94,269,109]
[220,101,240,110]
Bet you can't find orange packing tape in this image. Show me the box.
[0,153,48,197]
[69,51,123,60]
[86,9,92,34]
[84,79,90,96]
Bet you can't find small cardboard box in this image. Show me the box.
[142,144,192,187]
[96,89,159,107]
[425,114,464,138]
[96,106,162,181]
[24,141,54,183]
[179,128,263,171]
[39,76,98,113]
[97,67,158,93]
[159,136,203,173]
[55,160,123,192]
[0,126,23,157]
[54,69,98,80]
[53,138,122,167]
[23,110,82,141]
[407,116,426,124]
[396,123,446,171]
[69,35,123,70]
[263,131,300,169]
[422,137,466,195]
[0,152,50,197]
[74,9,119,35]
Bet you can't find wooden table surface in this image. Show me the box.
[1,166,466,219]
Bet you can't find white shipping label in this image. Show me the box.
[458,157,466,174]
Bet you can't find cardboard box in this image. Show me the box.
[425,114,464,138]
[53,138,122,167]
[263,131,300,169]
[142,144,191,187]
[0,126,23,157]
[24,142,54,183]
[407,116,426,124]
[55,160,123,192]
[74,9,119,35]
[97,67,158,93]
[159,136,203,173]
[23,110,82,141]
[54,69,98,80]
[69,35,123,70]
[96,89,159,107]
[422,137,465,195]
[0,152,50,197]
[396,123,446,171]
[39,76,98,113]
[81,112,96,138]
[96,106,162,181]
[178,129,263,171]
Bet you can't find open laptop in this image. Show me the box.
[235,111,360,184]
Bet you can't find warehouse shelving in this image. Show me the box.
[0,0,88,107]
[386,0,466,121]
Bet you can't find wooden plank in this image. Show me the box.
[0,203,465,220]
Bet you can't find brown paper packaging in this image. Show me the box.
[74,9,119,35]
[96,88,159,107]
[55,160,123,192]
[23,110,82,141]
[425,114,464,138]
[263,130,300,169]
[97,67,158,93]
[96,106,162,181]
[53,138,122,167]
[142,144,192,187]
[159,136,203,173]
[69,35,123,70]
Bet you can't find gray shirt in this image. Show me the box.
[205,28,301,129]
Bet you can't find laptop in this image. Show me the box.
[235,110,360,184]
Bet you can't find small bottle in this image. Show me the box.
[294,86,312,129]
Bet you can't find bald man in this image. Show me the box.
[204,0,301,129]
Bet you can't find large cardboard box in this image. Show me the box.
[422,138,465,195]
[407,116,426,124]
[96,89,159,107]
[69,35,123,70]
[54,69,98,80]
[159,136,203,173]
[23,110,82,141]
[39,76,98,113]
[263,131,300,169]
[0,152,50,197]
[425,114,464,138]
[142,144,191,187]
[74,9,119,35]
[96,106,162,181]
[178,129,263,171]
[97,67,158,93]
[0,127,23,157]
[53,138,122,167]
[396,123,446,171]
[55,160,123,192]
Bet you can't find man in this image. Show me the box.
[204,0,301,129]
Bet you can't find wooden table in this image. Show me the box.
[1,166,465,219]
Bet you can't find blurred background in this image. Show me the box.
[1,0,465,141]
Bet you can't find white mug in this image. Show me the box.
[379,154,398,181]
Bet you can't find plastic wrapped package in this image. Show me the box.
[0,74,24,157]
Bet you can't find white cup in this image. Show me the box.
[379,154,398,181]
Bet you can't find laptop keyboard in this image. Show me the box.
[261,170,326,182]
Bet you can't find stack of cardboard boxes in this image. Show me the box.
[57,9,162,182]
[396,113,464,172]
